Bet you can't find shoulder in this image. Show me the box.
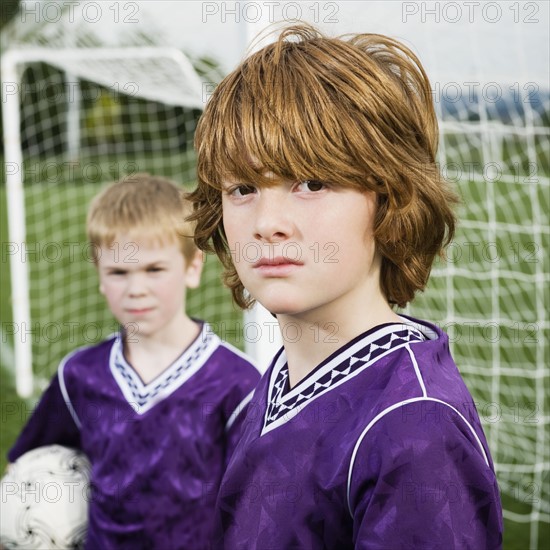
[218,340,260,371]
[58,335,117,379]
[193,325,261,400]
[201,325,260,377]
[349,316,491,472]
[353,398,490,467]
[206,341,262,396]
[387,316,477,409]
[346,397,494,508]
[347,397,503,547]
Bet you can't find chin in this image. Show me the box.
[256,298,306,316]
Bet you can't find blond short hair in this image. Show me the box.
[189,24,458,309]
[87,173,197,262]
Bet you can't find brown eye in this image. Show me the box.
[231,185,257,197]
[299,180,326,192]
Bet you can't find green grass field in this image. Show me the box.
[0,152,548,548]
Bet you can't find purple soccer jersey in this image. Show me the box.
[8,323,260,549]
[213,317,503,549]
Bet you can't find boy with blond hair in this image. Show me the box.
[190,25,503,548]
[8,174,260,549]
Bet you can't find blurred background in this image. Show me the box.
[1,1,548,548]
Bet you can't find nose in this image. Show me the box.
[127,273,147,297]
[253,188,294,243]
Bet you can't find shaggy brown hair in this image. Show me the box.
[87,173,197,263]
[188,24,458,309]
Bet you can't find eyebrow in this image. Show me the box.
[101,265,128,272]
[101,260,169,270]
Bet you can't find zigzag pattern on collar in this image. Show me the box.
[264,326,425,429]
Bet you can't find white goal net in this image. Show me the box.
[405,25,549,550]
[412,82,549,546]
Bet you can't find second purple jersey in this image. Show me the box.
[9,323,260,549]
[213,316,503,549]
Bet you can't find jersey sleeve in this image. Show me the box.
[348,401,503,550]
[7,369,81,463]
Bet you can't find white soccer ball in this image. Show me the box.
[0,445,91,549]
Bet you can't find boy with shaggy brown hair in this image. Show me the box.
[190,25,503,549]
[8,174,260,549]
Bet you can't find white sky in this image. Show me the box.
[11,1,550,86]
[124,1,549,84]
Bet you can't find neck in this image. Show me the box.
[123,314,200,383]
[278,287,401,390]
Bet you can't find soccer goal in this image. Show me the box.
[1,46,247,398]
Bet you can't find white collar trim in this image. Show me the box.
[109,323,220,415]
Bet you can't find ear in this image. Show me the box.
[184,249,205,289]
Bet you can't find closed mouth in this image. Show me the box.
[253,257,303,268]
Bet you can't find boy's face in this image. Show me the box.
[97,234,202,339]
[221,176,380,319]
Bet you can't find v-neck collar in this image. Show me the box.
[109,323,220,415]
[261,318,432,435]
